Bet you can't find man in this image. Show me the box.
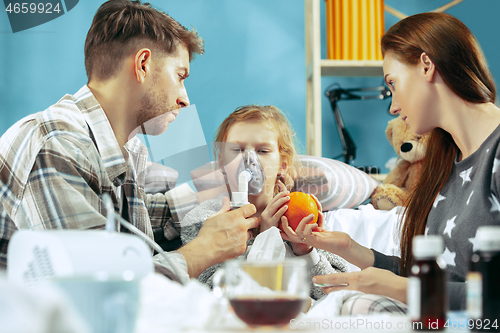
[0,0,259,282]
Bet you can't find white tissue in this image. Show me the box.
[246,226,288,262]
[306,290,363,318]
[136,273,218,332]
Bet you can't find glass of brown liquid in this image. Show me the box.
[213,258,309,328]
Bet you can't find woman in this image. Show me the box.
[292,12,500,311]
[180,104,347,300]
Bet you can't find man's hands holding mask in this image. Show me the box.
[178,196,259,278]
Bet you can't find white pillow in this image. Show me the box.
[144,162,179,193]
[190,156,380,211]
[296,156,379,210]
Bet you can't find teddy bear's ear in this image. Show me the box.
[385,118,396,145]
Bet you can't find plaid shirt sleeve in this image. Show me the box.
[20,134,109,230]
[0,122,111,267]
[146,184,199,241]
[1,86,202,268]
[0,129,198,266]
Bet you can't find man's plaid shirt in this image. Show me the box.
[0,86,196,268]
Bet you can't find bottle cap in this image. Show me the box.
[412,235,443,259]
[475,226,500,251]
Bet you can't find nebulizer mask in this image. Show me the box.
[227,148,266,209]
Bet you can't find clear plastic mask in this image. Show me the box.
[235,149,266,195]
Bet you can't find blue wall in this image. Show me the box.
[1,0,499,173]
[320,0,500,170]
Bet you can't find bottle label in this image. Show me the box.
[466,271,483,319]
[407,277,421,320]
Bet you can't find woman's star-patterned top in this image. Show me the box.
[426,123,500,309]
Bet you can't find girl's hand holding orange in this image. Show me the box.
[279,192,324,255]
[278,192,321,233]
[280,193,356,260]
[259,180,290,233]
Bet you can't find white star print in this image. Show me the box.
[441,247,456,267]
[469,236,479,252]
[489,194,500,212]
[460,167,473,185]
[425,225,430,236]
[443,216,456,238]
[493,158,500,174]
[433,194,446,208]
[467,191,474,205]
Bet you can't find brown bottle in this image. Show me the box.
[467,226,500,332]
[407,235,447,331]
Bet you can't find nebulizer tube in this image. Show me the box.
[230,149,266,209]
[102,193,185,285]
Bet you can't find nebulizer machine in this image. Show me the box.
[227,148,266,209]
[6,194,184,333]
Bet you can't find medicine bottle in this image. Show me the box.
[407,235,447,331]
[467,226,500,332]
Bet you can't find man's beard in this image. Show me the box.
[136,88,178,136]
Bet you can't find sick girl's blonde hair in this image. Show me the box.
[214,105,301,192]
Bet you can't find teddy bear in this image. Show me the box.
[370,116,430,210]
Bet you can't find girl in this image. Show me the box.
[293,12,500,312]
[180,104,347,300]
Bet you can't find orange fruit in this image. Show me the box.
[279,192,319,232]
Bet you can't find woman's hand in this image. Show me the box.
[281,196,374,268]
[279,194,340,256]
[312,267,408,304]
[259,181,290,233]
[283,217,352,258]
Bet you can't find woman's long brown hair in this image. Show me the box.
[381,12,496,276]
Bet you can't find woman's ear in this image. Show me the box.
[420,52,436,82]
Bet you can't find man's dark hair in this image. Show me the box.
[84,0,204,82]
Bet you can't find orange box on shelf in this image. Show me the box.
[325,0,384,60]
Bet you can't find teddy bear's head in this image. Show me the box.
[386,117,429,163]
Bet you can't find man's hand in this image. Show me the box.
[198,197,259,260]
[178,197,259,278]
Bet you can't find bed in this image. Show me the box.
[144,155,402,265]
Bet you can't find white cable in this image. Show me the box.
[102,194,185,285]
[104,194,116,233]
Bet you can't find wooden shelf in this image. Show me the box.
[321,59,383,77]
[305,0,384,156]
[306,60,383,80]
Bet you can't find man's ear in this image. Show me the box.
[420,52,436,82]
[134,48,152,83]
